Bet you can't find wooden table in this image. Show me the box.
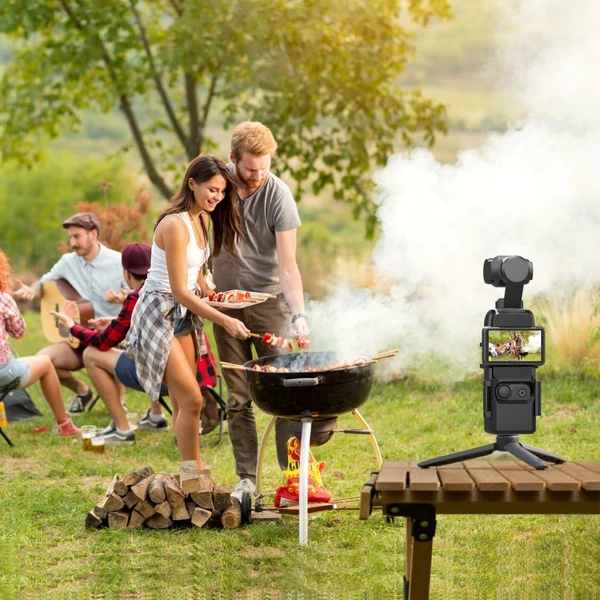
[360,460,600,600]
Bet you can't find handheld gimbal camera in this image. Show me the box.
[419,256,565,470]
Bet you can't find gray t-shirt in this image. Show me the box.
[213,169,301,294]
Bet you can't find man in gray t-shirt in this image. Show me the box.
[212,121,311,498]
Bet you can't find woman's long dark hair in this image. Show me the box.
[155,155,243,256]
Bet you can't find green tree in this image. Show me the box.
[0,151,135,273]
[0,0,450,236]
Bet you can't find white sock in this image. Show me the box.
[116,427,133,436]
[149,412,164,423]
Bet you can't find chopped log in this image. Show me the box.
[128,510,146,529]
[146,514,172,529]
[191,506,211,528]
[85,510,103,529]
[131,475,155,501]
[212,486,232,512]
[171,502,191,521]
[122,489,140,509]
[108,510,129,529]
[179,460,199,494]
[190,470,213,509]
[105,474,119,496]
[94,493,125,519]
[155,500,172,519]
[136,499,157,520]
[113,478,128,497]
[148,473,167,504]
[164,476,185,508]
[185,502,196,519]
[221,497,242,529]
[208,509,223,529]
[123,466,154,487]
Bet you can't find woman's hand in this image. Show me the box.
[49,300,79,330]
[88,317,112,332]
[13,279,34,301]
[223,316,251,340]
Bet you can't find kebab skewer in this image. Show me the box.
[249,332,311,350]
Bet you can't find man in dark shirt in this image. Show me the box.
[51,243,168,444]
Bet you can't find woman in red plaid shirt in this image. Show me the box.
[0,249,80,436]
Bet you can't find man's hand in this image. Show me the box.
[291,315,309,338]
[88,317,112,332]
[49,300,79,330]
[12,279,35,301]
[105,288,127,304]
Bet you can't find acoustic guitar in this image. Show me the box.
[40,279,94,349]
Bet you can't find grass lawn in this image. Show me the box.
[1,313,599,598]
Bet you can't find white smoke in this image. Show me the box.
[308,0,600,379]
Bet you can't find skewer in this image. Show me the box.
[220,361,248,371]
[372,349,399,361]
[249,333,262,338]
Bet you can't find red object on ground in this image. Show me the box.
[33,426,48,434]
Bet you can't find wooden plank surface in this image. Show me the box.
[576,461,600,476]
[409,463,440,491]
[554,463,600,491]
[490,464,546,491]
[464,462,511,492]
[375,460,408,491]
[437,465,475,491]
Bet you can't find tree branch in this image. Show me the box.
[128,0,189,150]
[167,0,183,17]
[58,0,173,199]
[197,71,219,152]
[185,72,201,158]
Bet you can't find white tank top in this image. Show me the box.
[145,212,210,294]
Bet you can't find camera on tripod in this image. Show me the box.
[419,255,564,470]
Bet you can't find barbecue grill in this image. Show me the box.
[243,351,383,544]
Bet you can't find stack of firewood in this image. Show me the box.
[85,461,242,530]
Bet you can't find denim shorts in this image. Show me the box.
[115,353,168,397]
[0,356,31,390]
[174,309,194,337]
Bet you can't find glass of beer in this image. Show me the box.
[81,425,97,451]
[91,433,105,454]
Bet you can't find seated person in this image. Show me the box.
[13,213,125,414]
[0,249,80,436]
[51,243,167,444]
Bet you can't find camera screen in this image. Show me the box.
[483,328,545,365]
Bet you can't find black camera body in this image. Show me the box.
[482,310,543,435]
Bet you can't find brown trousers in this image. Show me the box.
[213,295,293,481]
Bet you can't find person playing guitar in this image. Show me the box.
[12,212,125,415]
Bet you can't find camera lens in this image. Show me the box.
[496,384,511,399]
[518,388,527,398]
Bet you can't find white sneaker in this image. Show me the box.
[231,478,256,502]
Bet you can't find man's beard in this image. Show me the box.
[235,166,265,190]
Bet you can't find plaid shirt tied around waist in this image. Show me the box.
[125,288,206,401]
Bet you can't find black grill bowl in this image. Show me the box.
[244,351,375,418]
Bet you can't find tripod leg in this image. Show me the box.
[504,442,547,470]
[520,443,565,464]
[418,443,496,468]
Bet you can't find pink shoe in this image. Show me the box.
[54,418,81,437]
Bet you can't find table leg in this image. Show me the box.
[407,536,433,600]
[404,517,413,599]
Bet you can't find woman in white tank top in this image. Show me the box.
[127,155,249,469]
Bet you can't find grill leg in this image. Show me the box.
[256,416,277,497]
[299,417,313,546]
